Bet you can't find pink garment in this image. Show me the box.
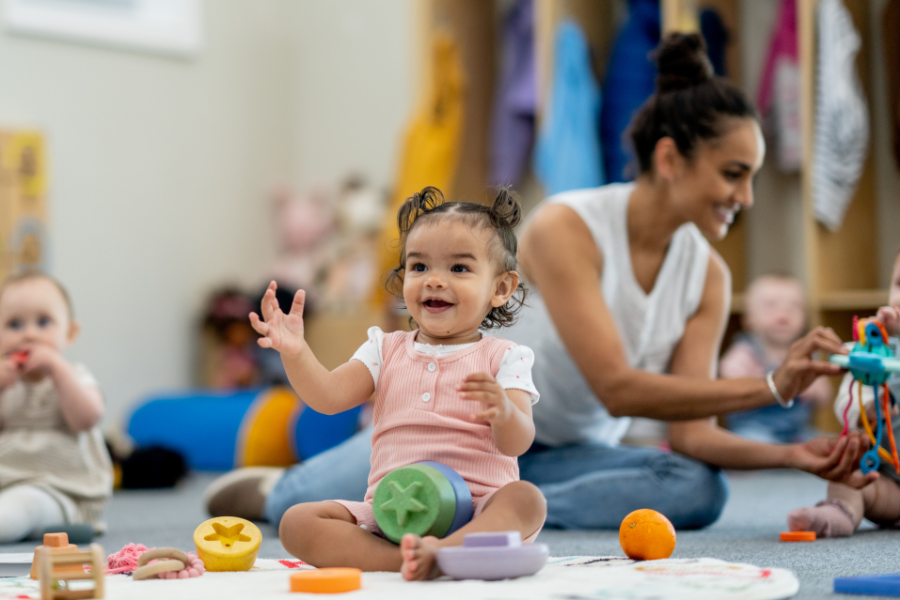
[757,0,798,116]
[362,330,519,503]
[718,341,767,379]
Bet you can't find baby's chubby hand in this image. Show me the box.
[249,281,308,358]
[458,372,513,425]
[20,344,64,376]
[0,357,19,389]
[877,306,900,338]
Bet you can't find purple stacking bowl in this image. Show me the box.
[436,531,549,580]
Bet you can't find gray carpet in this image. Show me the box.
[4,469,897,599]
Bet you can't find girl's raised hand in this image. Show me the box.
[249,282,308,357]
[458,372,512,425]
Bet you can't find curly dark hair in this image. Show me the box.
[628,33,757,176]
[385,186,526,329]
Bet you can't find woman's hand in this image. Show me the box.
[249,281,308,358]
[787,432,878,489]
[772,327,847,401]
[458,372,513,425]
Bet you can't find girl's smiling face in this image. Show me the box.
[402,219,518,345]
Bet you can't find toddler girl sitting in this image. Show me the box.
[0,271,112,542]
[251,187,546,580]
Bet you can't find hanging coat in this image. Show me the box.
[372,33,465,307]
[813,0,869,231]
[600,0,660,183]
[489,0,537,187]
[700,8,729,77]
[757,0,802,172]
[533,20,604,195]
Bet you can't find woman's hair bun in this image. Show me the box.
[654,33,714,93]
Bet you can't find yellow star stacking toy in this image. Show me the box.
[194,516,262,571]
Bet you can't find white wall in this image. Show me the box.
[0,1,296,426]
[0,0,419,429]
[287,0,415,191]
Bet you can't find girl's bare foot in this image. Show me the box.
[400,534,441,581]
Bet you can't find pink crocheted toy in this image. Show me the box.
[106,543,205,578]
[157,552,204,579]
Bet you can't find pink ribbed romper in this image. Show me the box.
[332,330,526,537]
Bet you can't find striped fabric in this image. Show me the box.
[364,331,519,502]
[812,0,869,231]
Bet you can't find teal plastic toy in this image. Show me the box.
[828,319,900,475]
[372,462,473,544]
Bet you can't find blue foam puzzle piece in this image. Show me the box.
[834,573,900,596]
[419,461,473,535]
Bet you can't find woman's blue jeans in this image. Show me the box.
[264,426,729,530]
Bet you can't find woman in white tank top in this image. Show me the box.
[205,34,873,532]
[505,33,873,529]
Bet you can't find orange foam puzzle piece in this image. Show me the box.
[290,568,362,594]
[780,531,816,542]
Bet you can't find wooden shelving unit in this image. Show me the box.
[410,0,892,431]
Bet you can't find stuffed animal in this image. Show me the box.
[201,289,258,390]
[271,186,335,312]
[321,177,386,311]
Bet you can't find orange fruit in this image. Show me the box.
[619,509,676,560]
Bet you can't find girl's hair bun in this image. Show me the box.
[654,33,714,93]
[488,187,522,230]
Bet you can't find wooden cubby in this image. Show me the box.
[412,0,891,293]
[407,0,894,431]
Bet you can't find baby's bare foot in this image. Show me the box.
[787,500,855,538]
[400,534,441,581]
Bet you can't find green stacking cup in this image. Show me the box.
[372,463,457,543]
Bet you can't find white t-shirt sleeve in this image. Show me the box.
[496,345,539,405]
[74,364,99,388]
[350,326,386,387]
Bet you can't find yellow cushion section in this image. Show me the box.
[236,387,302,468]
[371,33,465,308]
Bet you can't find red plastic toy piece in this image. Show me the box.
[10,350,28,368]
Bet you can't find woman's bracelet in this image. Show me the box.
[766,371,794,408]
